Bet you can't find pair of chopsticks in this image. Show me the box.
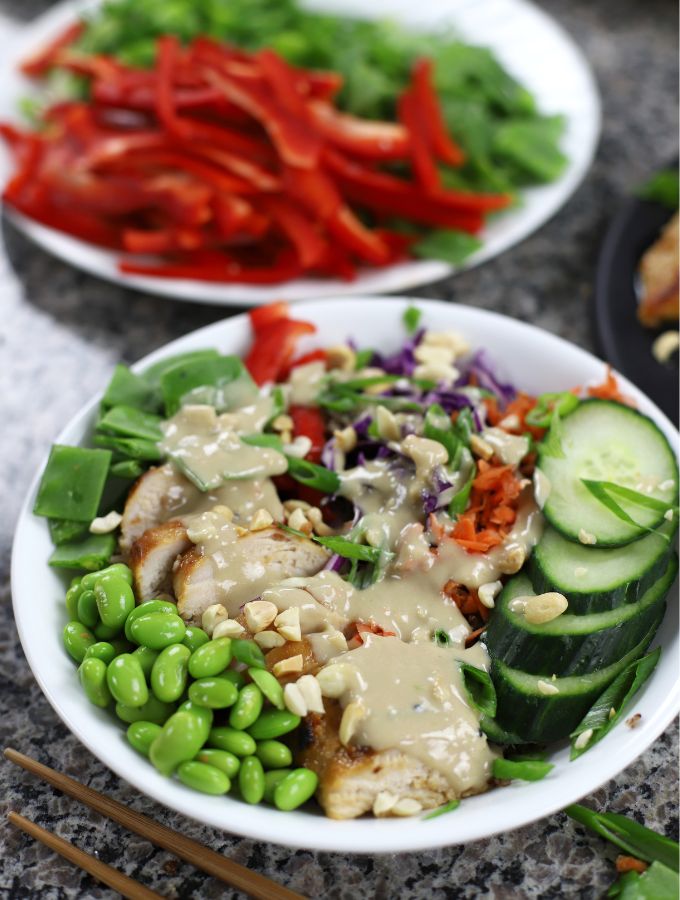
[5,748,303,900]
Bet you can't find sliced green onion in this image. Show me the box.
[525,391,579,427]
[434,628,451,647]
[492,758,553,781]
[460,664,497,718]
[424,403,458,462]
[286,458,340,493]
[354,348,374,369]
[313,535,392,564]
[402,305,422,334]
[34,445,112,522]
[422,799,460,820]
[539,410,565,458]
[581,481,673,537]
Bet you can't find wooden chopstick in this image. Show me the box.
[8,811,163,900]
[5,748,304,900]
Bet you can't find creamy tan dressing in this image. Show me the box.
[159,402,287,490]
[328,635,497,794]
[289,361,326,405]
[482,427,530,467]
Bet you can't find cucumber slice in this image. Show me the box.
[492,616,663,743]
[537,400,678,547]
[484,555,677,676]
[529,521,677,613]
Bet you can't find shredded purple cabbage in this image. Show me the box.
[373,327,425,376]
[321,438,336,471]
[323,553,345,572]
[467,349,516,405]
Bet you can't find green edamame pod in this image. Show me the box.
[63,621,96,663]
[111,636,134,656]
[195,748,240,779]
[127,721,162,757]
[177,701,213,743]
[229,684,264,731]
[182,626,210,654]
[84,641,116,665]
[255,740,293,770]
[188,637,232,679]
[188,676,238,710]
[106,654,149,707]
[232,639,266,669]
[103,562,133,585]
[151,644,191,703]
[247,710,301,741]
[124,599,176,641]
[208,726,256,758]
[94,620,121,641]
[76,589,99,628]
[129,612,185,650]
[78,658,112,708]
[238,755,265,804]
[132,645,160,678]
[248,668,284,710]
[149,710,209,776]
[65,581,83,618]
[220,669,246,690]
[263,769,293,804]
[273,768,319,811]
[177,760,230,795]
[95,573,135,630]
[115,695,175,725]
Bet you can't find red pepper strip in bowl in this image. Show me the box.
[289,406,326,463]
[245,308,316,384]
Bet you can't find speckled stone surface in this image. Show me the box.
[0,1,678,897]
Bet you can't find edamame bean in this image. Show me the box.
[78,657,111,708]
[208,727,256,758]
[76,589,99,628]
[130,612,185,649]
[149,710,209,776]
[115,695,176,725]
[229,684,263,731]
[94,620,121,640]
[238,756,265,804]
[182,626,210,654]
[95,573,135,630]
[273,768,318,811]
[263,769,292,804]
[221,669,246,690]
[255,740,293,770]
[63,621,96,663]
[65,581,83,618]
[106,654,148,707]
[127,721,162,757]
[151,644,190,703]
[195,748,240,779]
[188,637,232,679]
[247,710,301,741]
[80,563,132,592]
[124,599,177,641]
[177,701,213,742]
[84,641,116,665]
[248,668,284,710]
[177,760,230,795]
[232,639,266,669]
[111,637,134,656]
[132,646,160,678]
[188,676,238,710]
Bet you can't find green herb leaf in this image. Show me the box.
[422,799,460,820]
[525,391,579,428]
[539,409,565,458]
[434,628,451,647]
[637,169,680,210]
[565,804,679,872]
[449,452,475,517]
[313,535,392,564]
[460,664,497,718]
[354,348,374,370]
[424,403,458,462]
[569,650,660,760]
[492,758,554,781]
[580,481,674,537]
[412,230,482,265]
[286,457,340,493]
[402,305,422,334]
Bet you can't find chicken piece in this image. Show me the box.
[120,464,194,556]
[298,704,459,819]
[173,528,330,624]
[129,520,192,601]
[638,212,679,327]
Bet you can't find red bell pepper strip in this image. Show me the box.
[113,148,257,195]
[283,165,342,222]
[289,405,326,462]
[188,144,280,192]
[120,249,303,284]
[156,36,192,139]
[260,196,327,269]
[326,206,391,266]
[280,348,328,378]
[411,58,465,167]
[256,49,312,121]
[398,89,441,194]
[213,194,270,240]
[7,191,122,247]
[122,227,206,254]
[20,22,84,76]
[308,100,410,161]
[250,302,291,331]
[314,242,357,281]
[245,316,316,384]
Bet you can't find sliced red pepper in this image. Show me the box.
[188,144,280,192]
[256,49,312,121]
[261,196,327,268]
[245,316,316,384]
[326,206,391,265]
[398,88,441,194]
[280,348,328,378]
[309,100,410,161]
[7,192,122,247]
[122,227,206,254]
[250,301,291,331]
[156,36,191,139]
[411,58,465,167]
[120,249,302,284]
[113,148,256,195]
[213,194,269,240]
[20,22,85,77]
[283,165,342,222]
[289,405,326,462]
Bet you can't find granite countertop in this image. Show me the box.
[0,0,677,896]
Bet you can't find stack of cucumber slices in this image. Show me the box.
[484,399,678,745]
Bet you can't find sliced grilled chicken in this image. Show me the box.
[298,704,459,819]
[120,464,194,556]
[173,528,330,624]
[129,520,192,600]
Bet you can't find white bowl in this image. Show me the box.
[11,298,678,853]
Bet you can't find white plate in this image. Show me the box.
[0,0,600,305]
[11,298,678,853]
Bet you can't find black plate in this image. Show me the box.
[594,171,678,425]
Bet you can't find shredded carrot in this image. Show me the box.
[465,625,487,647]
[444,581,490,622]
[484,391,545,440]
[615,856,648,874]
[353,621,396,642]
[587,365,636,407]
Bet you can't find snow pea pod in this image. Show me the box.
[106,653,148,707]
[95,573,135,630]
[188,676,238,710]
[151,644,191,703]
[124,599,177,641]
[177,760,230,795]
[238,756,265,804]
[127,721,162,757]
[78,658,111,708]
[274,768,319,811]
[63,621,96,663]
[130,612,186,649]
[188,637,232,679]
